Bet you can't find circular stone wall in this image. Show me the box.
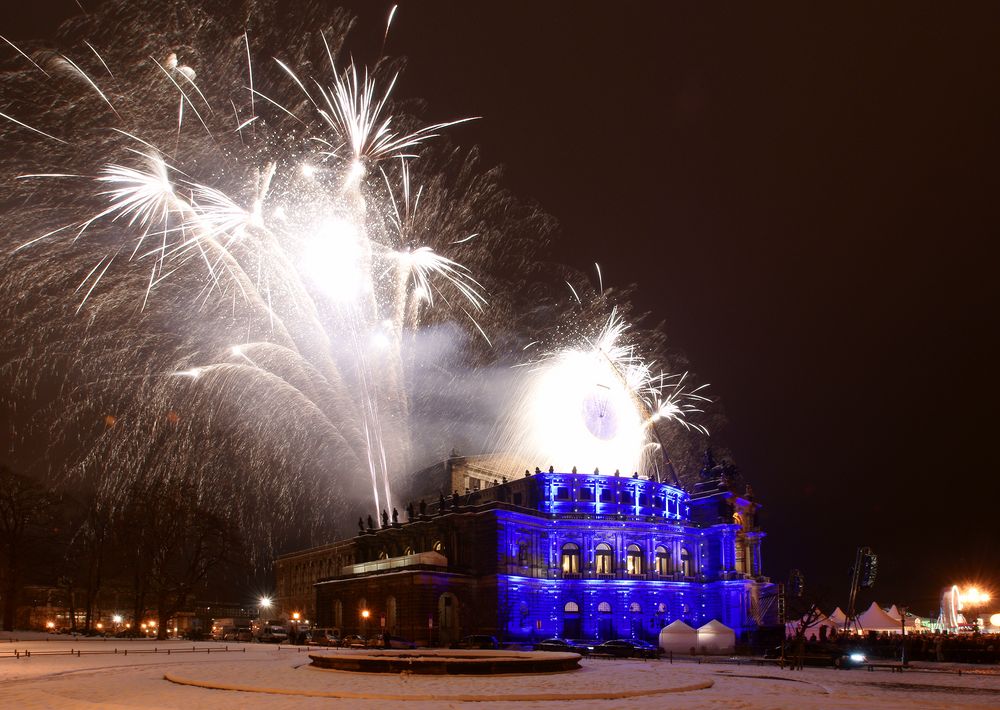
[309,649,581,674]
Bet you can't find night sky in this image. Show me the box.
[4,1,999,616]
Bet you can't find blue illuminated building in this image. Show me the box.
[280,455,777,644]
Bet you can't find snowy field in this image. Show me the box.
[2,633,999,709]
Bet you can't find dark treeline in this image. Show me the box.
[0,462,243,638]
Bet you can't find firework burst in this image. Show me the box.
[0,1,711,555]
[489,305,710,483]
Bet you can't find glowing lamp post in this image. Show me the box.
[361,609,370,644]
[259,596,273,620]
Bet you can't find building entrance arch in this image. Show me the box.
[597,601,613,640]
[438,593,460,646]
[562,601,581,639]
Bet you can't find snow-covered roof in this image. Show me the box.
[660,619,697,635]
[857,601,904,631]
[697,619,734,634]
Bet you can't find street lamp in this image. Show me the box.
[259,596,273,621]
[361,609,370,644]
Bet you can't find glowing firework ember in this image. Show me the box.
[0,1,710,551]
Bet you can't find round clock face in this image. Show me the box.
[581,386,618,440]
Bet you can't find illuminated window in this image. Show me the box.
[560,543,581,573]
[432,540,443,552]
[655,546,671,575]
[403,546,414,556]
[629,602,642,613]
[681,547,693,577]
[564,601,580,613]
[378,550,389,560]
[598,601,612,614]
[656,602,667,615]
[595,543,614,574]
[626,544,643,575]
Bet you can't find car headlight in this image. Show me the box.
[849,653,866,662]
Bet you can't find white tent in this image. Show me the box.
[829,607,848,626]
[697,619,736,653]
[857,601,904,633]
[886,605,902,621]
[659,619,697,653]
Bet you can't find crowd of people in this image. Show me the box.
[802,629,1000,664]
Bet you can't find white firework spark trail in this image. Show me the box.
[0,3,492,535]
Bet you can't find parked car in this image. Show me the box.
[384,635,417,649]
[765,645,868,669]
[589,639,662,658]
[451,635,500,650]
[255,623,289,643]
[308,628,341,647]
[339,634,367,648]
[533,638,588,655]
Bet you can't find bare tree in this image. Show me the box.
[113,473,241,639]
[0,464,59,631]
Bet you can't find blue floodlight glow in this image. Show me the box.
[489,471,770,641]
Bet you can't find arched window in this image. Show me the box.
[629,602,642,613]
[656,602,667,615]
[432,540,443,552]
[595,543,614,574]
[403,546,414,556]
[378,549,389,560]
[655,545,671,575]
[681,547,693,577]
[517,540,529,566]
[598,601,612,614]
[560,543,581,574]
[564,601,580,614]
[626,544,643,575]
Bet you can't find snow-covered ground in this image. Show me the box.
[2,634,998,708]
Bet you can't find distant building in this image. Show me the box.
[275,455,777,643]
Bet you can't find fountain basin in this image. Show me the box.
[309,648,581,674]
